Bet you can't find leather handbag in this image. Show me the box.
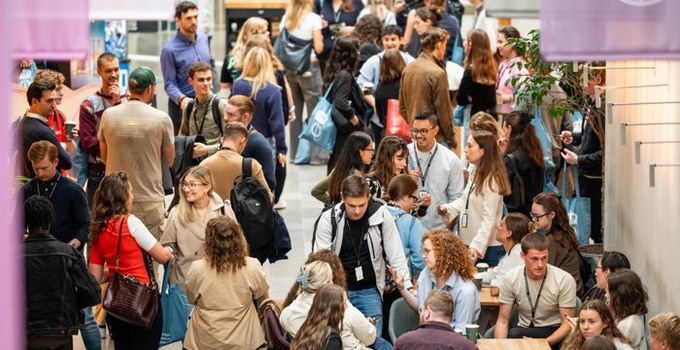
[273,27,313,74]
[103,216,159,328]
[385,99,412,143]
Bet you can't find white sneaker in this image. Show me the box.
[274,200,287,210]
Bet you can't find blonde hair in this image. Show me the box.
[237,34,284,72]
[366,0,393,23]
[297,261,332,294]
[240,47,278,99]
[232,17,269,66]
[177,166,214,226]
[285,0,314,31]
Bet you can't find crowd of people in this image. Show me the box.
[15,0,679,350]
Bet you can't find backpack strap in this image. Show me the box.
[241,157,253,178]
[211,96,225,135]
[183,99,195,133]
[330,204,338,243]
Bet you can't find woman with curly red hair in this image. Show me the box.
[391,229,480,331]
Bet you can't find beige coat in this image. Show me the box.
[184,257,269,350]
[159,192,236,290]
[199,148,273,202]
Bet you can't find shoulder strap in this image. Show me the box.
[242,157,253,178]
[114,216,126,267]
[184,99,195,129]
[212,96,225,135]
[330,204,338,243]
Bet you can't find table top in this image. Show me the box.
[477,338,551,350]
[479,286,500,307]
[224,0,288,9]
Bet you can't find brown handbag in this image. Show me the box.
[103,216,159,328]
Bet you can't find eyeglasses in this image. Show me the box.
[409,195,419,201]
[410,127,435,136]
[180,182,207,191]
[362,147,375,153]
[530,212,550,221]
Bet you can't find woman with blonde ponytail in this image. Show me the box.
[477,212,535,295]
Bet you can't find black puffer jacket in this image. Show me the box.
[25,233,100,336]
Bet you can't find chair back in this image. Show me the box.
[388,298,421,343]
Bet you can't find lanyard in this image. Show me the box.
[524,269,547,327]
[464,182,475,211]
[414,144,439,187]
[192,95,216,135]
[345,217,368,267]
[36,173,61,200]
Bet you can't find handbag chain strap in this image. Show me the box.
[113,215,158,287]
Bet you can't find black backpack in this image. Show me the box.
[231,158,274,250]
[185,96,226,135]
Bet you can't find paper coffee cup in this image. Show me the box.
[476,262,489,273]
[466,324,480,343]
[65,121,77,140]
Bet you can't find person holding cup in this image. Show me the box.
[393,290,477,349]
[390,230,480,332]
[476,212,535,296]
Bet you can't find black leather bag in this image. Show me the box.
[273,27,313,74]
[103,217,159,328]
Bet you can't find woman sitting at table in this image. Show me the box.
[560,300,634,350]
[606,269,649,350]
[476,212,534,296]
[391,229,480,331]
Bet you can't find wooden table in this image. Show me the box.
[479,286,500,307]
[224,0,287,50]
[477,338,551,350]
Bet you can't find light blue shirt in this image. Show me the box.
[417,268,481,331]
[407,142,464,231]
[387,206,425,276]
[356,50,415,88]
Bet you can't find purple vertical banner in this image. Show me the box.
[13,0,89,60]
[1,0,22,348]
[541,0,680,61]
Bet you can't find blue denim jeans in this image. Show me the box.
[80,306,102,350]
[348,287,384,337]
[371,336,393,350]
[86,170,104,208]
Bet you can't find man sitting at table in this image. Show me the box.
[494,233,576,350]
[394,290,477,350]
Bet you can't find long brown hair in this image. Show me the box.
[386,174,419,204]
[423,230,474,281]
[370,136,408,189]
[503,110,544,168]
[203,216,248,273]
[532,192,579,250]
[290,284,346,350]
[282,249,348,308]
[465,28,498,85]
[606,269,648,321]
[89,171,131,243]
[503,212,536,244]
[379,48,406,84]
[561,300,632,350]
[471,130,511,196]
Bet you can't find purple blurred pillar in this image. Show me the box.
[1,0,22,348]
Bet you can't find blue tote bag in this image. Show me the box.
[561,165,591,245]
[531,108,559,193]
[159,263,189,346]
[300,83,336,153]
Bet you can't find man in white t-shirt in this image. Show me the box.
[494,233,577,350]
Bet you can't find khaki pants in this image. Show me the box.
[131,201,165,240]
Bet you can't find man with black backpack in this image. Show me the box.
[313,174,411,339]
[179,61,227,158]
[200,122,274,261]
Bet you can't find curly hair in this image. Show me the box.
[323,36,360,90]
[423,230,474,281]
[290,284,346,350]
[24,195,54,233]
[283,249,348,308]
[369,136,408,190]
[204,216,249,273]
[354,14,382,45]
[89,171,130,243]
[561,300,632,350]
[606,269,648,321]
[532,192,579,251]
